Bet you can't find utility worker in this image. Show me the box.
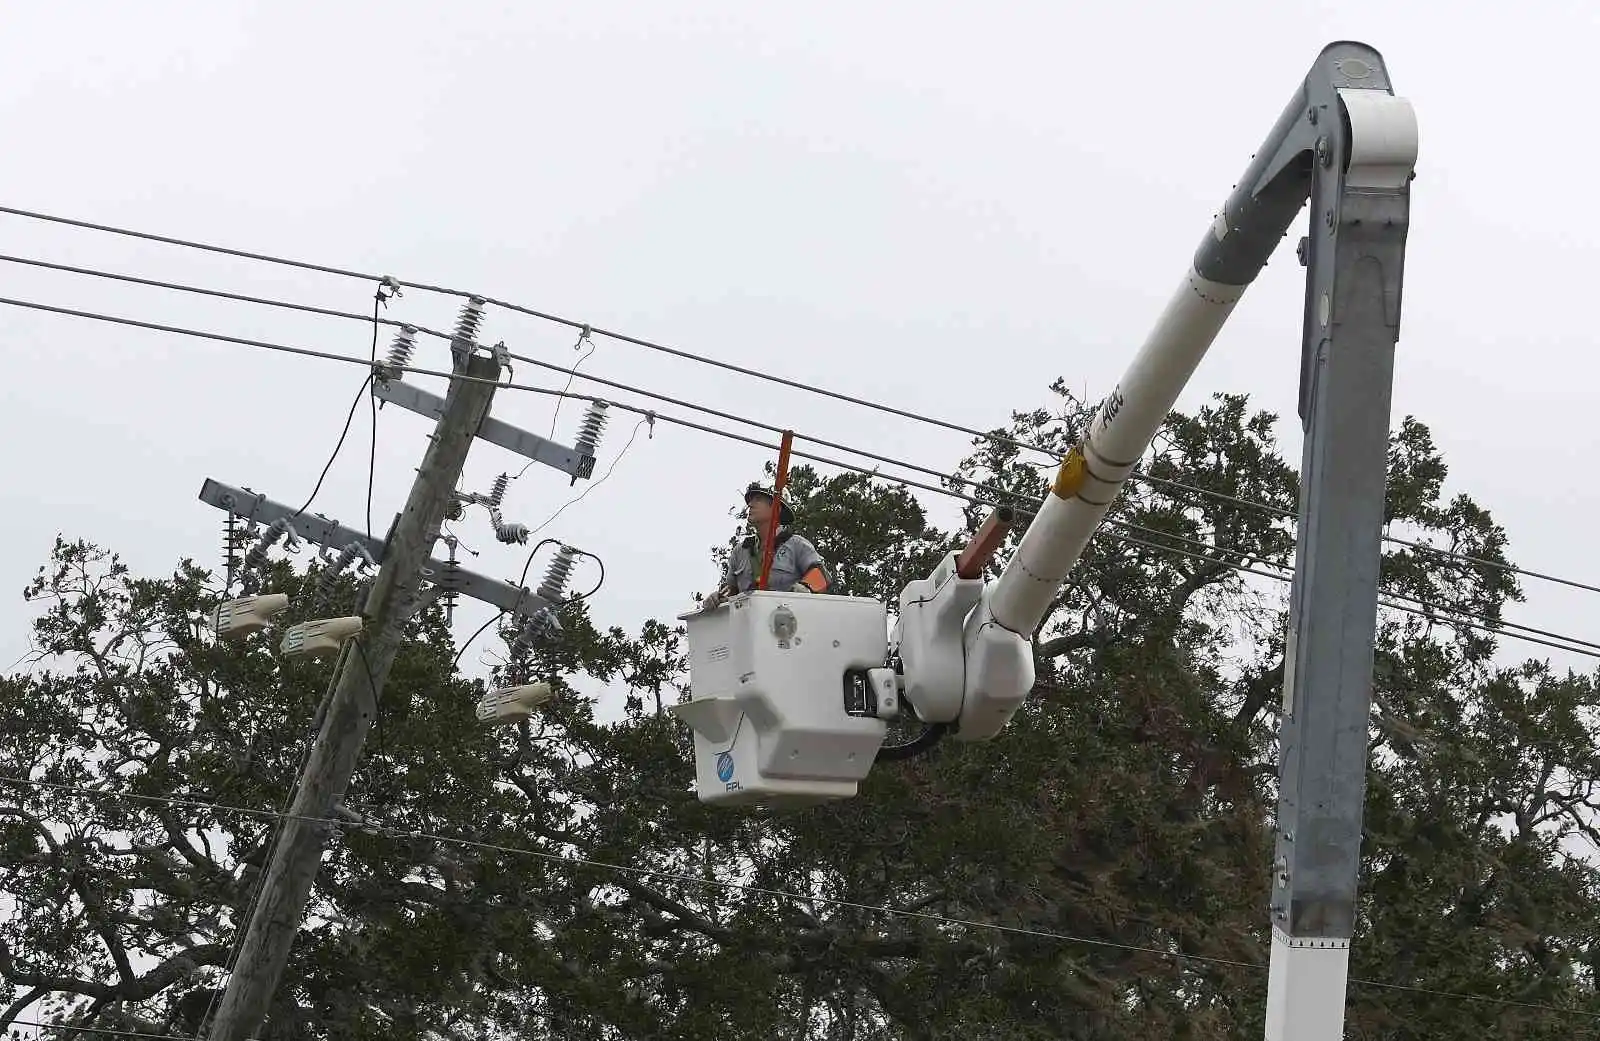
[702,482,830,610]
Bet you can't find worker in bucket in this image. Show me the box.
[702,482,831,610]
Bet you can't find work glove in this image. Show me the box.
[789,582,814,593]
[702,589,725,611]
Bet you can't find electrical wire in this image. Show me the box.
[522,416,651,542]
[9,1020,198,1039]
[497,342,1600,609]
[447,541,564,670]
[547,328,596,441]
[517,539,562,590]
[287,373,373,521]
[0,291,1593,661]
[5,775,1599,1023]
[453,609,506,669]
[563,549,606,604]
[0,242,1590,600]
[367,290,384,539]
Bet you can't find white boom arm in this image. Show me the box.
[893,45,1418,745]
[953,269,1246,738]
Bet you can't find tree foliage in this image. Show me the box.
[3,383,1599,1039]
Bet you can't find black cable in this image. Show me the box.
[0,204,388,281]
[352,636,382,759]
[454,611,506,670]
[518,538,561,589]
[493,345,1600,600]
[367,292,382,539]
[290,373,373,521]
[563,549,606,604]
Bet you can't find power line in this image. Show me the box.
[0,214,1587,610]
[496,343,1600,609]
[0,205,389,284]
[0,204,1031,444]
[0,292,1594,661]
[1,240,1593,601]
[0,250,425,338]
[5,776,1599,1023]
[9,1020,201,1040]
[522,415,651,542]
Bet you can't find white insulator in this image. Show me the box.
[488,506,529,545]
[573,400,609,458]
[381,325,418,380]
[537,546,578,603]
[487,472,510,507]
[452,296,487,353]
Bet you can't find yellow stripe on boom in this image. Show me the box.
[1052,446,1087,499]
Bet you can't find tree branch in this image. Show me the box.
[67,867,136,987]
[0,939,228,1007]
[0,986,47,1032]
[1038,628,1114,660]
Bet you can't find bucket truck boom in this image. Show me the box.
[896,43,1416,1040]
[897,44,1416,747]
[673,39,1414,1040]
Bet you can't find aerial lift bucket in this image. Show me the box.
[671,590,896,808]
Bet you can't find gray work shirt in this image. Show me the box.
[722,529,827,594]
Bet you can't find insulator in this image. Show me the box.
[381,325,418,380]
[315,541,371,602]
[439,552,460,625]
[508,607,561,660]
[222,514,246,587]
[452,296,487,352]
[508,621,537,661]
[243,518,293,574]
[537,546,579,603]
[488,506,529,545]
[573,400,609,458]
[487,472,510,507]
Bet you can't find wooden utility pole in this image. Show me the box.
[207,317,501,1040]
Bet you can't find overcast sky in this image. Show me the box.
[3,0,1597,706]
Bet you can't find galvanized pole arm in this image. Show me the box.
[1263,44,1416,1041]
[196,479,555,623]
[372,377,596,481]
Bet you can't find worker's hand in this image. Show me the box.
[702,589,725,611]
[789,581,814,594]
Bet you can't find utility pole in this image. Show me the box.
[207,300,502,1041]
